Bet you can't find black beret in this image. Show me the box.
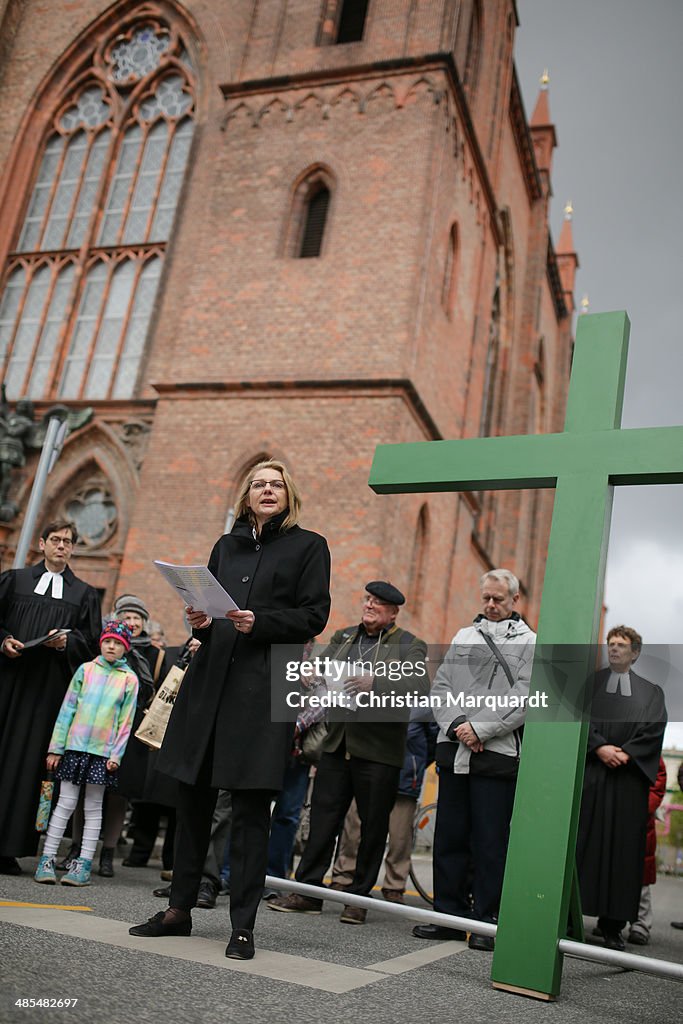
[365,580,405,606]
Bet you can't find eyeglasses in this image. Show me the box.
[47,535,73,547]
[250,479,286,492]
[361,596,391,609]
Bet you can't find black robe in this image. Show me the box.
[576,668,667,922]
[157,513,331,791]
[116,635,165,800]
[0,561,101,857]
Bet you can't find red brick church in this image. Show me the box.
[0,0,577,641]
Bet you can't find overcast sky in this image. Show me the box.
[514,0,683,747]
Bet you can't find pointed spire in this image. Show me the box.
[531,69,552,127]
[558,201,575,254]
[529,69,556,176]
[556,200,579,313]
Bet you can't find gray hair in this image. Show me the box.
[480,569,520,597]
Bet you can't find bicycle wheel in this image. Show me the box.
[409,801,436,905]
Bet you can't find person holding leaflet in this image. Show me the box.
[130,459,331,960]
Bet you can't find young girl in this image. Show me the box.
[34,620,139,887]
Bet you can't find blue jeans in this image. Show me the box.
[266,758,310,878]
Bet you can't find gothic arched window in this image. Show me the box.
[336,1,370,44]
[409,504,430,611]
[0,14,197,401]
[463,1,482,99]
[480,281,500,438]
[441,223,459,316]
[299,186,330,258]
[285,166,335,259]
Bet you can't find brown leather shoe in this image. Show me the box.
[381,888,405,904]
[267,893,323,914]
[340,905,367,925]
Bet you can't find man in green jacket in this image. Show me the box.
[269,581,428,924]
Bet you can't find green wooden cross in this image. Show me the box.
[369,311,683,1000]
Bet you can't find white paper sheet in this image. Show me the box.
[153,561,240,619]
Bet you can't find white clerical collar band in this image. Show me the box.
[34,571,64,600]
[606,671,632,697]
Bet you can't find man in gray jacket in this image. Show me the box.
[413,569,536,950]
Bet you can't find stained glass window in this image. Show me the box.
[0,15,196,401]
[66,483,118,546]
[107,25,171,83]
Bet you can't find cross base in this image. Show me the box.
[492,982,556,1002]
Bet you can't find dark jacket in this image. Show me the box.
[397,719,439,798]
[322,624,429,768]
[643,757,667,885]
[157,513,331,790]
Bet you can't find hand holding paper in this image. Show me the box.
[154,561,241,620]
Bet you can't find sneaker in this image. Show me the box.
[267,892,323,914]
[381,888,405,904]
[61,857,92,886]
[56,843,79,872]
[34,855,57,884]
[339,905,367,925]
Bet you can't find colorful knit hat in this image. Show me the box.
[100,619,133,651]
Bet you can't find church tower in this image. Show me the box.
[0,1,575,638]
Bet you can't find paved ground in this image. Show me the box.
[1,850,682,1024]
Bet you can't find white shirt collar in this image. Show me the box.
[605,670,632,697]
[34,570,64,600]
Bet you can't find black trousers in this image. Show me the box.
[128,802,176,869]
[296,749,400,897]
[433,771,516,924]
[170,781,274,931]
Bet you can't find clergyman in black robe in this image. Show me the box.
[576,626,667,949]
[0,521,101,871]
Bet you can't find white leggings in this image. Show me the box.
[42,782,104,862]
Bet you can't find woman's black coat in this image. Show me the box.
[157,513,331,791]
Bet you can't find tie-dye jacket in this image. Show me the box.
[48,655,139,766]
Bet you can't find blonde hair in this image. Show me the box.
[234,459,301,532]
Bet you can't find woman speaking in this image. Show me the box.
[130,460,331,959]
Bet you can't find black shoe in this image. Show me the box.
[468,933,495,951]
[603,931,625,951]
[226,928,254,960]
[627,930,649,946]
[56,844,79,872]
[98,847,114,878]
[671,921,683,930]
[129,911,192,937]
[122,857,148,867]
[153,884,172,898]
[412,924,467,941]
[0,856,23,875]
[196,881,218,909]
